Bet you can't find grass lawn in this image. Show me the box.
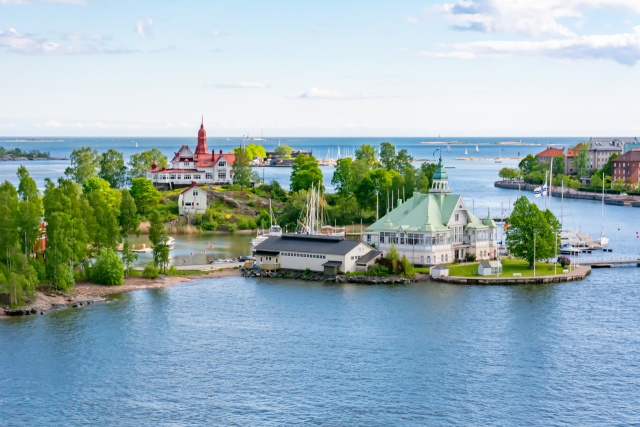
[414,267,431,274]
[447,258,566,278]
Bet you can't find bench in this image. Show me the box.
[563,269,568,274]
[513,273,522,277]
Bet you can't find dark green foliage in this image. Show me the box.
[130,178,161,214]
[290,154,323,193]
[148,209,170,273]
[233,147,252,190]
[65,147,99,184]
[128,149,168,182]
[465,253,476,262]
[506,196,561,267]
[0,147,50,159]
[92,248,124,286]
[143,264,159,279]
[99,149,127,189]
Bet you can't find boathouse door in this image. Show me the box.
[455,249,459,260]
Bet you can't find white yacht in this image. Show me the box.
[475,144,479,153]
[251,200,282,250]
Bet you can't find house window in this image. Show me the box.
[184,174,191,180]
[170,174,176,180]
[193,190,198,196]
[420,256,424,264]
[427,256,431,264]
[366,234,371,242]
[206,173,213,180]
[177,175,182,180]
[219,160,226,167]
[440,255,444,263]
[193,174,201,180]
[218,172,226,180]
[455,214,459,221]
[184,162,190,166]
[445,254,448,262]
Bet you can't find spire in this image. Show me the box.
[430,156,451,194]
[201,115,203,127]
[195,117,209,155]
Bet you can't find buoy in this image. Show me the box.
[189,240,191,243]
[618,228,620,230]
[210,245,213,248]
[184,260,186,263]
[191,252,193,256]
[204,250,206,253]
[207,242,209,245]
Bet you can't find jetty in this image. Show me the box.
[435,265,591,285]
[579,257,640,268]
[495,181,639,207]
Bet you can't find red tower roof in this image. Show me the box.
[194,116,209,155]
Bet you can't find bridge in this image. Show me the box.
[578,256,640,268]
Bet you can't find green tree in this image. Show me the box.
[419,162,438,184]
[553,154,565,176]
[16,166,42,258]
[331,158,354,197]
[82,176,121,207]
[64,147,99,184]
[128,149,168,181]
[401,165,416,199]
[591,173,603,190]
[92,248,124,286]
[119,189,141,274]
[130,178,161,214]
[416,171,430,193]
[290,154,323,193]
[148,209,170,273]
[275,145,293,159]
[88,190,120,250]
[99,149,127,189]
[613,178,624,193]
[232,147,251,190]
[355,144,378,168]
[575,143,589,178]
[505,196,560,267]
[59,179,92,268]
[395,149,413,171]
[379,142,396,170]
[0,182,20,270]
[518,154,536,174]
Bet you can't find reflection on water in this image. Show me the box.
[2,271,640,425]
[129,232,253,266]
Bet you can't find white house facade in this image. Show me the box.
[363,157,498,266]
[253,234,375,274]
[178,182,207,215]
[147,119,236,188]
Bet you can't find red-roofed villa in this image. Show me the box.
[147,118,236,189]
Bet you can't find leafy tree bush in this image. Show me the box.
[465,253,476,262]
[557,256,570,267]
[144,264,159,279]
[92,248,124,286]
[366,264,388,277]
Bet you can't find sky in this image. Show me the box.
[1,0,640,137]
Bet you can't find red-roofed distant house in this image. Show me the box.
[178,182,207,215]
[147,118,236,189]
[536,147,576,175]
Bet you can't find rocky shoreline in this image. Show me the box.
[242,268,411,284]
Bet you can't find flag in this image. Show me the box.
[503,223,509,229]
[534,187,543,197]
[541,183,547,196]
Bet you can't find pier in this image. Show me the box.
[579,257,640,268]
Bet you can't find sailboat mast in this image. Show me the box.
[601,175,604,237]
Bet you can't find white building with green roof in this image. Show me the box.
[363,157,498,266]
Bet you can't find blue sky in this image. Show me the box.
[1,0,639,137]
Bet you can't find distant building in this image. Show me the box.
[147,119,236,188]
[623,141,640,153]
[178,182,207,215]
[535,147,576,174]
[363,157,498,265]
[611,150,640,184]
[253,234,375,273]
[586,138,632,170]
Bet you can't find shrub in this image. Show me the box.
[366,264,388,277]
[557,256,570,267]
[303,268,313,278]
[401,255,415,277]
[167,265,178,275]
[228,223,238,232]
[465,253,476,262]
[29,258,47,283]
[144,264,159,279]
[237,217,250,230]
[91,248,125,286]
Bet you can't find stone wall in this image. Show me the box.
[242,268,410,285]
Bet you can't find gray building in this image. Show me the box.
[254,234,375,274]
[587,138,637,170]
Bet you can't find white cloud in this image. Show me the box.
[416,26,640,65]
[0,28,132,55]
[37,120,143,129]
[295,87,394,99]
[57,32,110,41]
[204,82,268,89]
[406,17,421,24]
[438,0,640,37]
[205,30,228,37]
[137,18,153,38]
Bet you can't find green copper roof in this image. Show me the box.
[483,208,497,227]
[365,191,494,233]
[432,157,448,181]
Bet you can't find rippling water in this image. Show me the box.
[2,271,640,425]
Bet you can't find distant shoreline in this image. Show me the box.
[421,141,552,146]
[0,157,69,161]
